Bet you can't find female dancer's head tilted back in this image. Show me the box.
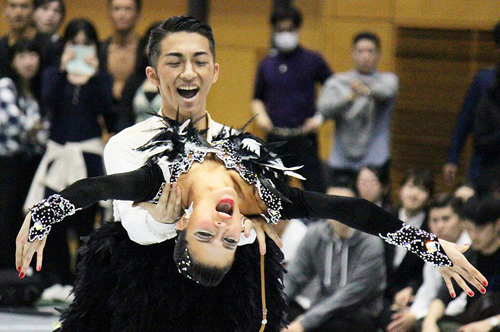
[135,114,303,286]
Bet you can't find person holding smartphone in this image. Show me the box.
[24,18,114,292]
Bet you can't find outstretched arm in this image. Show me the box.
[59,163,164,210]
[15,163,166,277]
[278,185,488,298]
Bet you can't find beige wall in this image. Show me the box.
[1,0,499,163]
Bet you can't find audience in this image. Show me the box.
[23,18,113,289]
[356,165,392,212]
[99,0,142,130]
[307,31,398,186]
[443,21,500,186]
[422,195,500,332]
[380,169,434,329]
[283,183,386,332]
[0,39,47,272]
[115,22,161,131]
[386,194,471,332]
[0,0,57,78]
[33,0,65,42]
[251,5,332,193]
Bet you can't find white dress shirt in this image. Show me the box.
[409,231,471,319]
[103,110,256,245]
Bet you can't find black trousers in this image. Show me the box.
[0,154,41,270]
[267,133,325,193]
[287,300,378,332]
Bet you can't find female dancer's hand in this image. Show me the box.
[15,212,46,278]
[243,216,283,255]
[438,239,488,298]
[132,182,183,224]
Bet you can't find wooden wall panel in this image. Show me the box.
[207,46,258,129]
[391,26,496,195]
[326,0,394,20]
[395,0,500,29]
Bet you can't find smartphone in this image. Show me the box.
[66,45,97,76]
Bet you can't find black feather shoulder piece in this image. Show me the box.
[135,114,305,224]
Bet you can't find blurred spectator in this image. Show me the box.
[252,5,332,193]
[24,18,113,289]
[422,195,500,332]
[33,0,65,42]
[99,0,141,130]
[474,63,500,191]
[307,32,398,185]
[386,194,470,332]
[115,22,161,131]
[282,184,386,332]
[380,169,434,328]
[443,21,500,186]
[0,39,47,271]
[355,165,392,212]
[0,0,57,79]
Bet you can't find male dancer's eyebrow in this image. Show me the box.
[165,51,209,58]
[166,52,183,58]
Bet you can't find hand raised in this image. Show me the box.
[132,182,183,224]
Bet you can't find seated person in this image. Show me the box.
[355,165,392,212]
[283,182,386,332]
[387,194,471,332]
[382,168,434,326]
[16,116,486,331]
[422,195,500,332]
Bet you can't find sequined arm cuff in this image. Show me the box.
[379,223,453,269]
[28,194,80,242]
[148,182,166,204]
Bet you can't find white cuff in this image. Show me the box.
[145,214,178,241]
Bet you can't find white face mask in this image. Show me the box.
[273,32,299,52]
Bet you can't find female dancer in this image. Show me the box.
[16,116,486,331]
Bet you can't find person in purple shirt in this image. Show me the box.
[251,5,332,193]
[443,21,500,187]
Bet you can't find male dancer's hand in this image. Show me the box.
[133,182,183,224]
[242,216,283,255]
[16,212,46,278]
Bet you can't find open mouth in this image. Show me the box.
[177,86,200,100]
[216,199,234,219]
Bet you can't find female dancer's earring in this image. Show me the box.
[184,202,194,220]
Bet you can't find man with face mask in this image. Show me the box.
[252,5,332,193]
[305,32,398,187]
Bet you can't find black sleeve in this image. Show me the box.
[59,163,164,209]
[279,185,403,236]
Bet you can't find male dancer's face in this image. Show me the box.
[147,31,219,120]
